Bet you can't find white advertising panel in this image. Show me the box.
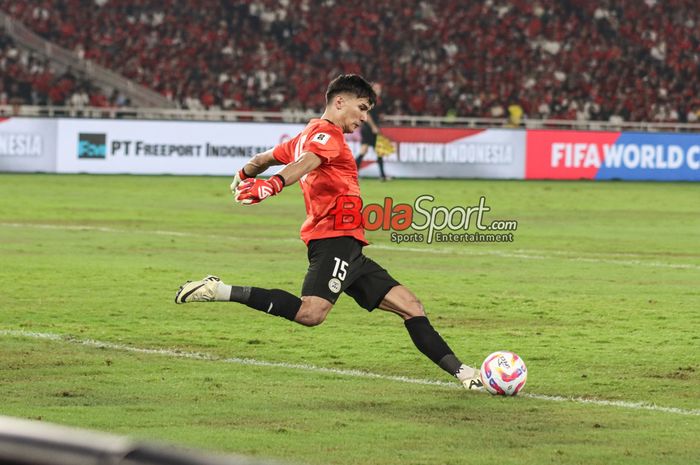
[55,119,304,175]
[355,127,526,179]
[0,118,57,172]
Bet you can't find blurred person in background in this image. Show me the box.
[355,82,390,181]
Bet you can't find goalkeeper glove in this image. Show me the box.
[235,175,285,205]
[230,168,252,194]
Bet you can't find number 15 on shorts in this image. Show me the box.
[328,257,348,294]
[332,257,348,280]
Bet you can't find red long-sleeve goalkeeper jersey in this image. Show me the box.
[273,118,367,246]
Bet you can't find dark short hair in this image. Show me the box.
[325,74,377,106]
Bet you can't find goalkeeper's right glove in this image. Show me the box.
[235,175,285,205]
[230,168,252,195]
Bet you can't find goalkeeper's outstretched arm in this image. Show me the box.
[275,151,322,186]
[230,149,282,193]
[232,149,322,191]
[233,151,322,205]
[241,149,282,178]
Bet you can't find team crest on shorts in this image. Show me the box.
[328,278,342,293]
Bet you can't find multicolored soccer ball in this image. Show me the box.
[480,351,528,396]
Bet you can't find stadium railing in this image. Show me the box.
[0,415,281,465]
[1,104,699,133]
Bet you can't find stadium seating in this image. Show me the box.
[0,31,128,108]
[1,0,698,123]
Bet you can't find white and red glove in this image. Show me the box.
[234,174,285,205]
[230,169,252,195]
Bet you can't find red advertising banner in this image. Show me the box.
[525,130,620,180]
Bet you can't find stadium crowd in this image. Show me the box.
[0,32,129,109]
[1,0,699,123]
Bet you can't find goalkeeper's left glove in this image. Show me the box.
[234,175,285,205]
[230,168,253,194]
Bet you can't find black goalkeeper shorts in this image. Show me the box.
[302,236,400,311]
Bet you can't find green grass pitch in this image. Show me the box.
[0,173,698,465]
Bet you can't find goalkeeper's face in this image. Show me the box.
[336,95,372,134]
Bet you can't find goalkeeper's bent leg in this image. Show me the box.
[404,315,483,389]
[404,316,462,375]
[378,285,463,375]
[379,285,481,385]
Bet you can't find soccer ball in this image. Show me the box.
[480,351,528,396]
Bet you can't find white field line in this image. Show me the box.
[2,222,699,271]
[1,330,698,417]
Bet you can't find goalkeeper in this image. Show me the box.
[175,74,482,391]
[354,82,391,181]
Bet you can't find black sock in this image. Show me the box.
[377,157,386,178]
[404,316,462,376]
[229,286,301,321]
